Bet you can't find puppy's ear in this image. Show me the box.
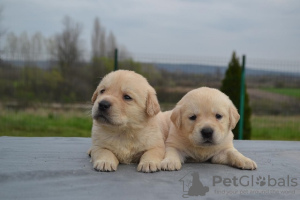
[91,89,98,104]
[171,105,182,129]
[146,89,160,117]
[229,102,240,130]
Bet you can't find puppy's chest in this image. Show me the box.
[186,147,216,162]
[104,135,147,164]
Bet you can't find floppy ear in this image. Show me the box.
[229,102,240,130]
[91,89,98,104]
[146,90,160,117]
[170,105,182,129]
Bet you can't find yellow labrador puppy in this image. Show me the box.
[89,70,169,172]
[161,87,257,170]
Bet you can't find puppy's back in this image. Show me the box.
[157,111,172,141]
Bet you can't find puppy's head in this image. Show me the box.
[171,87,239,146]
[91,70,160,128]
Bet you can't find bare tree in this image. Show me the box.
[51,16,83,75]
[91,18,100,58]
[106,31,117,58]
[0,6,6,59]
[46,37,56,61]
[91,17,106,58]
[91,17,131,60]
[31,32,44,62]
[19,32,31,63]
[100,25,106,57]
[5,31,46,63]
[5,32,18,60]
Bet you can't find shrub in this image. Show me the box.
[220,52,252,139]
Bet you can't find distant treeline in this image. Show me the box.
[0,56,225,105]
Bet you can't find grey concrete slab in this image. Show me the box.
[0,137,299,200]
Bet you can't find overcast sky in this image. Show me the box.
[1,0,300,61]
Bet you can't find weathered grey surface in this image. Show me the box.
[0,137,299,200]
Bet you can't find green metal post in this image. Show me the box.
[114,48,118,71]
[238,55,246,140]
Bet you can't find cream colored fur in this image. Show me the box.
[89,70,170,172]
[161,87,257,171]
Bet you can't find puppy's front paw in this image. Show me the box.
[234,157,257,170]
[137,161,161,173]
[161,158,182,171]
[93,159,118,172]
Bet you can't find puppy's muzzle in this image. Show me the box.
[201,127,214,140]
[99,100,111,112]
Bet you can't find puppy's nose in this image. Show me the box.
[99,100,111,111]
[201,127,214,139]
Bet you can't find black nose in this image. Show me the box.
[201,127,214,139]
[99,100,111,111]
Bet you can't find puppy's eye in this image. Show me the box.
[123,95,132,101]
[216,114,222,120]
[189,115,197,121]
[100,89,105,94]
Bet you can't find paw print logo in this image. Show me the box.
[256,176,266,186]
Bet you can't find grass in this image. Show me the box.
[251,115,300,140]
[0,109,92,137]
[262,88,300,98]
[0,109,299,141]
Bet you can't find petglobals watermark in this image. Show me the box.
[178,172,299,198]
[213,175,298,187]
[179,172,209,198]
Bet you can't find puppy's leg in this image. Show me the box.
[211,148,257,170]
[87,147,92,157]
[137,146,164,173]
[161,147,183,171]
[91,146,119,172]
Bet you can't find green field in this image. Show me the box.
[251,115,300,140]
[0,109,299,141]
[262,88,300,98]
[0,109,92,137]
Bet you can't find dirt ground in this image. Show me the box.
[247,88,297,103]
